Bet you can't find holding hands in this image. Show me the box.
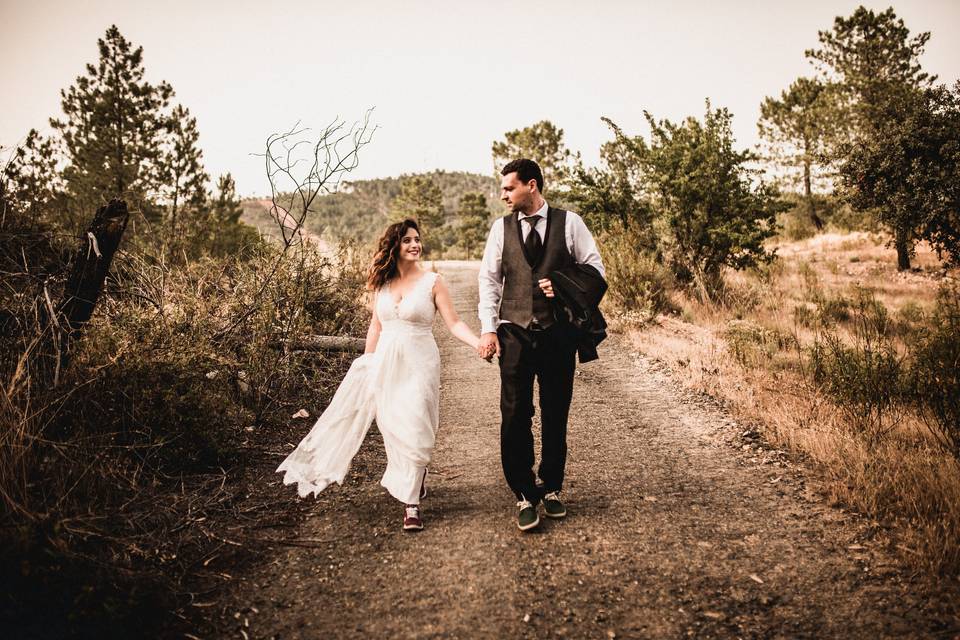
[477,332,499,362]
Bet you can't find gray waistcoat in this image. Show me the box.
[500,207,575,329]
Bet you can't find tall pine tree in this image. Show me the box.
[758,77,841,230]
[158,104,209,232]
[456,192,490,259]
[389,175,445,254]
[51,25,174,217]
[806,7,935,268]
[491,120,577,193]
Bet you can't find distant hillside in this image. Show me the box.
[242,170,501,246]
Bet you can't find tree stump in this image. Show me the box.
[45,199,129,382]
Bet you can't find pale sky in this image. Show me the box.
[2,0,959,196]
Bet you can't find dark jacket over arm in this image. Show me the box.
[548,264,608,363]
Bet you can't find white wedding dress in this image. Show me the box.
[277,271,441,505]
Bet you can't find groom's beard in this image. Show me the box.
[510,196,534,214]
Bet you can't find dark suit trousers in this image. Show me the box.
[497,322,577,503]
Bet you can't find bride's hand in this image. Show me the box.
[477,332,499,361]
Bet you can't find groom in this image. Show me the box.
[477,158,605,531]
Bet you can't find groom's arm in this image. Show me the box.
[477,217,504,335]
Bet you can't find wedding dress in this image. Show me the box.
[277,270,441,505]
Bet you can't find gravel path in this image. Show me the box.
[220,263,958,639]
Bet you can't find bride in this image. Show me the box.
[277,219,480,531]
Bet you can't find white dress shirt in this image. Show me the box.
[477,201,605,335]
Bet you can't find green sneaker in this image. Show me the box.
[517,498,540,531]
[542,491,566,519]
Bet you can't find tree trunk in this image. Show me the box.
[895,227,912,271]
[45,199,130,383]
[803,160,824,231]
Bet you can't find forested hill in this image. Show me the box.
[242,170,500,244]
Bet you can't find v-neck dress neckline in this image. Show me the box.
[388,271,429,307]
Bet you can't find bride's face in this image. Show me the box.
[397,227,422,262]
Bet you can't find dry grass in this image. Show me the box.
[0,231,370,635]
[624,233,960,576]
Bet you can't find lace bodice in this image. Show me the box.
[376,270,439,329]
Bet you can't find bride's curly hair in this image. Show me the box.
[366,218,421,291]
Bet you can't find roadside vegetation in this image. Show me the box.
[525,7,960,577]
[1,26,370,637]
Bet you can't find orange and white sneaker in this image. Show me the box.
[403,504,424,531]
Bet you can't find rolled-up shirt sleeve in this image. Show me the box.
[478,217,504,334]
[566,211,605,278]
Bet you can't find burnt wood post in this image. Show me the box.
[45,199,129,382]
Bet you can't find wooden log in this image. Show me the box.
[270,335,365,353]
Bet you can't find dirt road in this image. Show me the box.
[217,263,958,639]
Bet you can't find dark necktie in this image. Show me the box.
[522,214,542,265]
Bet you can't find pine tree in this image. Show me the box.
[806,7,935,268]
[157,105,208,233]
[491,120,577,193]
[51,25,173,215]
[456,192,490,259]
[389,175,445,254]
[196,173,258,258]
[758,77,842,230]
[1,130,62,222]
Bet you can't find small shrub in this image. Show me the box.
[809,289,905,444]
[887,300,927,339]
[720,278,767,317]
[722,319,791,368]
[908,284,960,460]
[600,224,674,319]
[751,256,786,283]
[793,303,817,328]
[773,192,841,241]
[798,261,822,301]
[779,208,819,241]
[828,201,882,233]
[818,294,852,324]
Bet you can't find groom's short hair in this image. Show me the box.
[501,159,543,194]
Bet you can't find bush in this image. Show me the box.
[797,261,822,301]
[599,224,674,319]
[719,277,767,317]
[909,283,960,460]
[0,237,368,635]
[818,293,852,324]
[793,303,817,328]
[722,319,792,368]
[774,192,833,241]
[828,201,883,233]
[809,289,906,444]
[779,208,820,241]
[775,192,855,240]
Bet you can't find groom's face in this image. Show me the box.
[500,172,536,213]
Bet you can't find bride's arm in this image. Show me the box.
[433,275,480,350]
[364,294,382,354]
